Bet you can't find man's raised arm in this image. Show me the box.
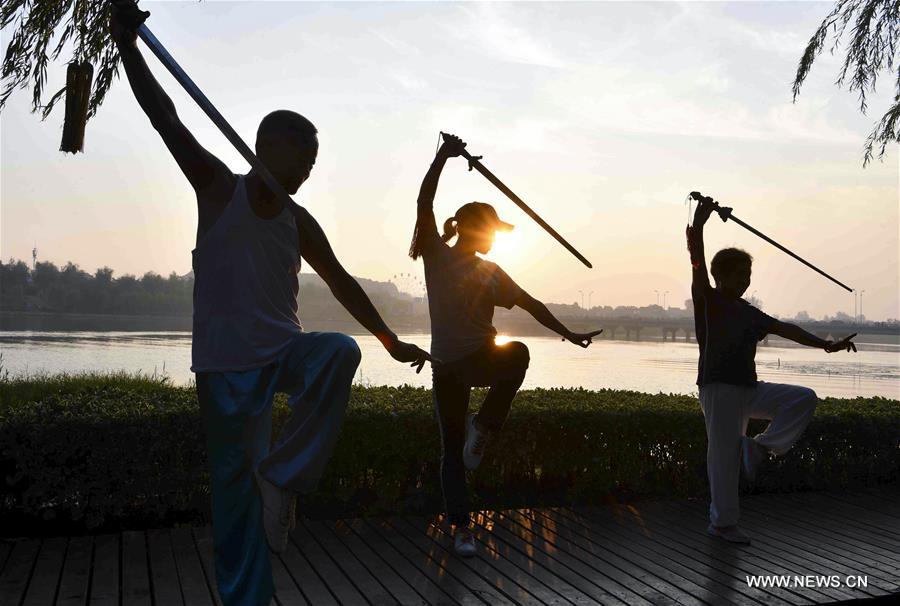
[110,0,227,192]
[687,196,715,296]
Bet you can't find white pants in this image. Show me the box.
[698,381,818,527]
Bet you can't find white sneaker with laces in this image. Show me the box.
[707,524,751,544]
[741,436,767,483]
[255,469,296,554]
[463,413,490,470]
[454,528,477,557]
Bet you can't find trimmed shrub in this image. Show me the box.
[1,375,897,534]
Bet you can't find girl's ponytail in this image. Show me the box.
[408,214,459,260]
[441,216,458,242]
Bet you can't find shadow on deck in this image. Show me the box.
[1,486,898,605]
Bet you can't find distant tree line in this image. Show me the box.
[0,258,412,319]
[1,259,193,315]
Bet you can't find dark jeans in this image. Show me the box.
[432,340,530,527]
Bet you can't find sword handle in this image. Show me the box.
[689,191,732,222]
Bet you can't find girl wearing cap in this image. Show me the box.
[409,134,603,557]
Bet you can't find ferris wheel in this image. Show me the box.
[391,272,427,300]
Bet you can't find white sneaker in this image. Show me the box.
[707,524,751,545]
[463,413,490,470]
[255,470,296,554]
[454,528,477,557]
[741,436,767,483]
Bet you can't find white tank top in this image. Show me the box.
[191,175,302,372]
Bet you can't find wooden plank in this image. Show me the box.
[325,519,427,606]
[673,500,874,601]
[0,538,40,606]
[463,513,600,606]
[499,508,710,606]
[21,536,66,606]
[510,506,767,606]
[0,540,14,576]
[122,531,152,606]
[270,547,309,606]
[739,496,900,578]
[826,489,900,517]
[738,494,900,574]
[345,517,455,605]
[625,497,851,604]
[192,527,223,606]
[171,527,214,606]
[302,519,398,605]
[678,499,884,602]
[537,505,791,606]
[280,529,339,606]
[389,516,540,606]
[469,511,632,606]
[89,534,119,606]
[289,522,369,605]
[480,510,659,606]
[147,529,184,606]
[562,501,819,606]
[56,536,93,606]
[817,492,900,528]
[398,515,572,606]
[365,516,487,605]
[779,492,900,542]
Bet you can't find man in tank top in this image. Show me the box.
[112,3,436,605]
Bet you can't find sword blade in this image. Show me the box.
[726,212,853,292]
[461,150,593,269]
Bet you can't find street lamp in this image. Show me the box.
[663,290,669,310]
[578,290,584,309]
[859,290,865,324]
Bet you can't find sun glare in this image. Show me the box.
[494,335,513,346]
[489,230,519,261]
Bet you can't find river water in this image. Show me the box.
[1,331,897,399]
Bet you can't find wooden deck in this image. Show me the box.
[1,487,898,605]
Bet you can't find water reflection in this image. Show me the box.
[1,332,897,399]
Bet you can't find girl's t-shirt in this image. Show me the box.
[421,233,522,363]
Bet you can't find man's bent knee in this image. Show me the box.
[795,386,817,411]
[329,333,362,370]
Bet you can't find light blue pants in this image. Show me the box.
[698,381,817,527]
[196,332,361,606]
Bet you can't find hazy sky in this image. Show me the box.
[2,1,897,320]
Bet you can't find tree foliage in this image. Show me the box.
[793,0,900,164]
[1,0,119,120]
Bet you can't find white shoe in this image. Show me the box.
[255,470,296,554]
[741,436,767,483]
[463,413,490,470]
[707,524,751,545]
[454,528,477,557]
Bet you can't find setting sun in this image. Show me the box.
[487,230,520,263]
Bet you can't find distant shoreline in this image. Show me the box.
[2,310,898,348]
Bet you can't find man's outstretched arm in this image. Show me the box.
[111,0,228,192]
[294,206,437,371]
[770,321,857,353]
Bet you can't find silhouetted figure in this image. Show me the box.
[687,195,856,545]
[410,134,602,557]
[111,2,434,605]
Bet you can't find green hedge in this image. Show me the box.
[1,374,898,534]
